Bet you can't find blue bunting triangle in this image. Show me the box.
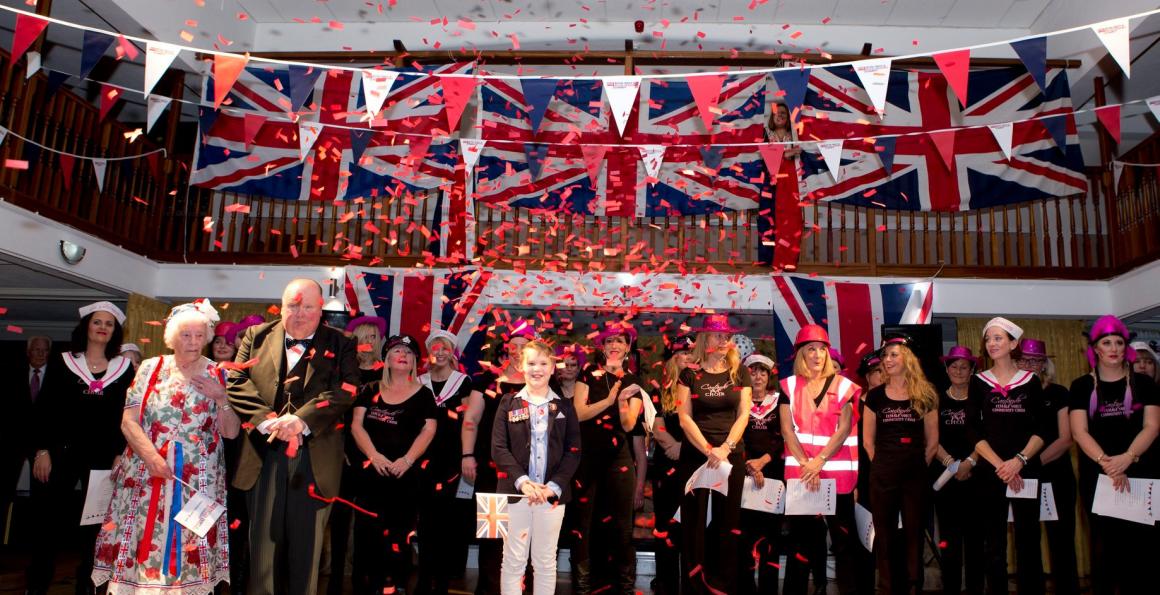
[198,107,221,138]
[1041,114,1068,154]
[44,70,70,101]
[521,79,558,133]
[699,146,723,170]
[79,31,115,81]
[524,143,549,181]
[289,64,325,113]
[349,129,373,165]
[876,137,897,176]
[22,142,40,166]
[1011,37,1048,95]
[772,69,811,117]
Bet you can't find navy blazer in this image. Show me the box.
[491,390,581,504]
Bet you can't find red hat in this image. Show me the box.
[594,321,637,345]
[793,324,830,350]
[214,321,236,338]
[692,314,741,334]
[346,315,387,337]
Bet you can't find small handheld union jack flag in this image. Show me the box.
[475,493,511,540]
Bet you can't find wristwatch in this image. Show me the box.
[1015,452,1029,465]
[725,440,737,451]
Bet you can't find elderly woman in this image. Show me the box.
[29,301,135,595]
[92,300,240,593]
[1069,316,1160,595]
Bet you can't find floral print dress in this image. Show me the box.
[92,356,230,595]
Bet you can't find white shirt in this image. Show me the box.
[257,332,316,436]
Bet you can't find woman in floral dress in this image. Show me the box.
[93,300,240,594]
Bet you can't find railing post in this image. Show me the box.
[1093,77,1119,269]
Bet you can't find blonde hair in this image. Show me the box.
[792,344,837,379]
[690,332,741,383]
[520,340,556,369]
[427,336,459,368]
[382,345,418,387]
[884,344,938,416]
[351,323,383,366]
[661,354,684,414]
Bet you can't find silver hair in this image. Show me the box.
[26,335,52,351]
[163,309,215,350]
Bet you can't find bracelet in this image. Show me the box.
[1015,452,1028,465]
[1127,451,1140,464]
[964,457,976,467]
[34,450,49,460]
[1096,453,1107,463]
[462,453,475,459]
[403,456,414,467]
[942,455,954,467]
[725,440,737,451]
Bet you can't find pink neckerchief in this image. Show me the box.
[976,369,1035,398]
[750,393,780,420]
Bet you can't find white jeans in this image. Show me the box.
[500,500,566,595]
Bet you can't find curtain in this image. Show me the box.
[123,293,170,359]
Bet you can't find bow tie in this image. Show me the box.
[285,337,312,350]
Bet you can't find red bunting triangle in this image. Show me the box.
[933,49,971,108]
[146,152,164,181]
[405,136,433,170]
[59,155,75,190]
[686,74,725,131]
[243,113,266,149]
[928,130,956,171]
[1095,105,1121,144]
[757,144,786,180]
[213,53,249,109]
[580,145,608,186]
[99,84,122,121]
[11,15,49,65]
[439,76,476,133]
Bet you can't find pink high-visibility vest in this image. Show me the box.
[781,374,862,494]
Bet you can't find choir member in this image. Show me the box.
[740,352,785,595]
[649,333,695,595]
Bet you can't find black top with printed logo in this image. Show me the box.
[678,366,753,444]
[966,371,1050,476]
[866,385,927,461]
[355,384,438,460]
[427,374,475,486]
[1068,373,1160,478]
[938,391,974,460]
[579,368,643,463]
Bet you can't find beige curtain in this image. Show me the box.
[957,317,1092,578]
[123,293,171,359]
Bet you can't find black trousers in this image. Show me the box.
[652,455,691,595]
[222,436,250,595]
[1080,469,1158,595]
[416,470,473,594]
[739,507,783,595]
[679,448,746,595]
[246,444,332,595]
[870,458,927,595]
[473,467,502,595]
[0,450,25,543]
[353,466,421,595]
[933,474,983,595]
[572,451,637,594]
[26,451,100,595]
[1041,461,1079,595]
[784,492,857,595]
[326,460,359,595]
[975,473,1043,595]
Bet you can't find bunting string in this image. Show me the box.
[0,124,167,161]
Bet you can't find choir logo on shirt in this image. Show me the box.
[366,407,397,424]
[1096,400,1141,418]
[880,405,917,423]
[990,393,1027,413]
[941,408,967,426]
[699,382,732,398]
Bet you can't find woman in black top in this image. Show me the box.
[1069,315,1160,595]
[29,301,132,595]
[969,318,1049,595]
[863,337,938,595]
[351,335,437,595]
[1016,338,1078,595]
[932,346,983,595]
[571,321,644,595]
[740,353,784,595]
[650,334,695,595]
[676,315,753,595]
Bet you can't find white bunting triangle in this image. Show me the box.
[817,140,844,182]
[92,159,108,192]
[299,121,323,159]
[144,42,181,96]
[988,122,1014,160]
[0,126,8,147]
[145,95,172,133]
[1147,96,1160,124]
[361,69,399,119]
[603,76,642,136]
[638,145,665,180]
[1113,160,1124,189]
[25,51,41,79]
[1092,18,1131,79]
[460,138,486,171]
[852,58,892,116]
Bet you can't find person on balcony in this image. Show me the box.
[676,315,752,595]
[1016,337,1079,595]
[739,352,785,595]
[969,318,1048,595]
[1069,316,1160,595]
[649,333,695,595]
[779,324,861,595]
[761,101,804,269]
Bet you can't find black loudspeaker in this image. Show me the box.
[881,323,949,390]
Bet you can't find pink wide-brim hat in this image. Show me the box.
[346,315,387,337]
[692,314,742,334]
[941,345,981,367]
[594,321,638,345]
[1016,338,1050,359]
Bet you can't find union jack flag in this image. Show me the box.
[344,266,493,373]
[475,493,512,540]
[473,74,770,215]
[772,276,934,377]
[191,63,472,202]
[798,66,1087,211]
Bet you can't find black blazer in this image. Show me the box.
[4,362,51,458]
[491,391,581,503]
[227,321,360,497]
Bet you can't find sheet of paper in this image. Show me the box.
[854,502,875,551]
[672,497,712,527]
[174,489,226,538]
[1040,482,1059,521]
[1092,474,1155,525]
[784,478,836,516]
[1006,478,1039,499]
[684,461,733,496]
[740,477,785,514]
[932,460,959,491]
[79,470,114,526]
[455,476,475,500]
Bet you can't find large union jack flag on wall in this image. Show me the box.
[191,63,472,201]
[772,276,934,378]
[798,67,1087,211]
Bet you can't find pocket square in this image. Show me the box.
[555,412,566,419]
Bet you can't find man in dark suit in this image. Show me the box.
[228,279,360,595]
[2,335,51,542]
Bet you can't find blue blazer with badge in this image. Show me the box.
[491,389,581,504]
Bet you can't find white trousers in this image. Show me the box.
[500,500,566,595]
